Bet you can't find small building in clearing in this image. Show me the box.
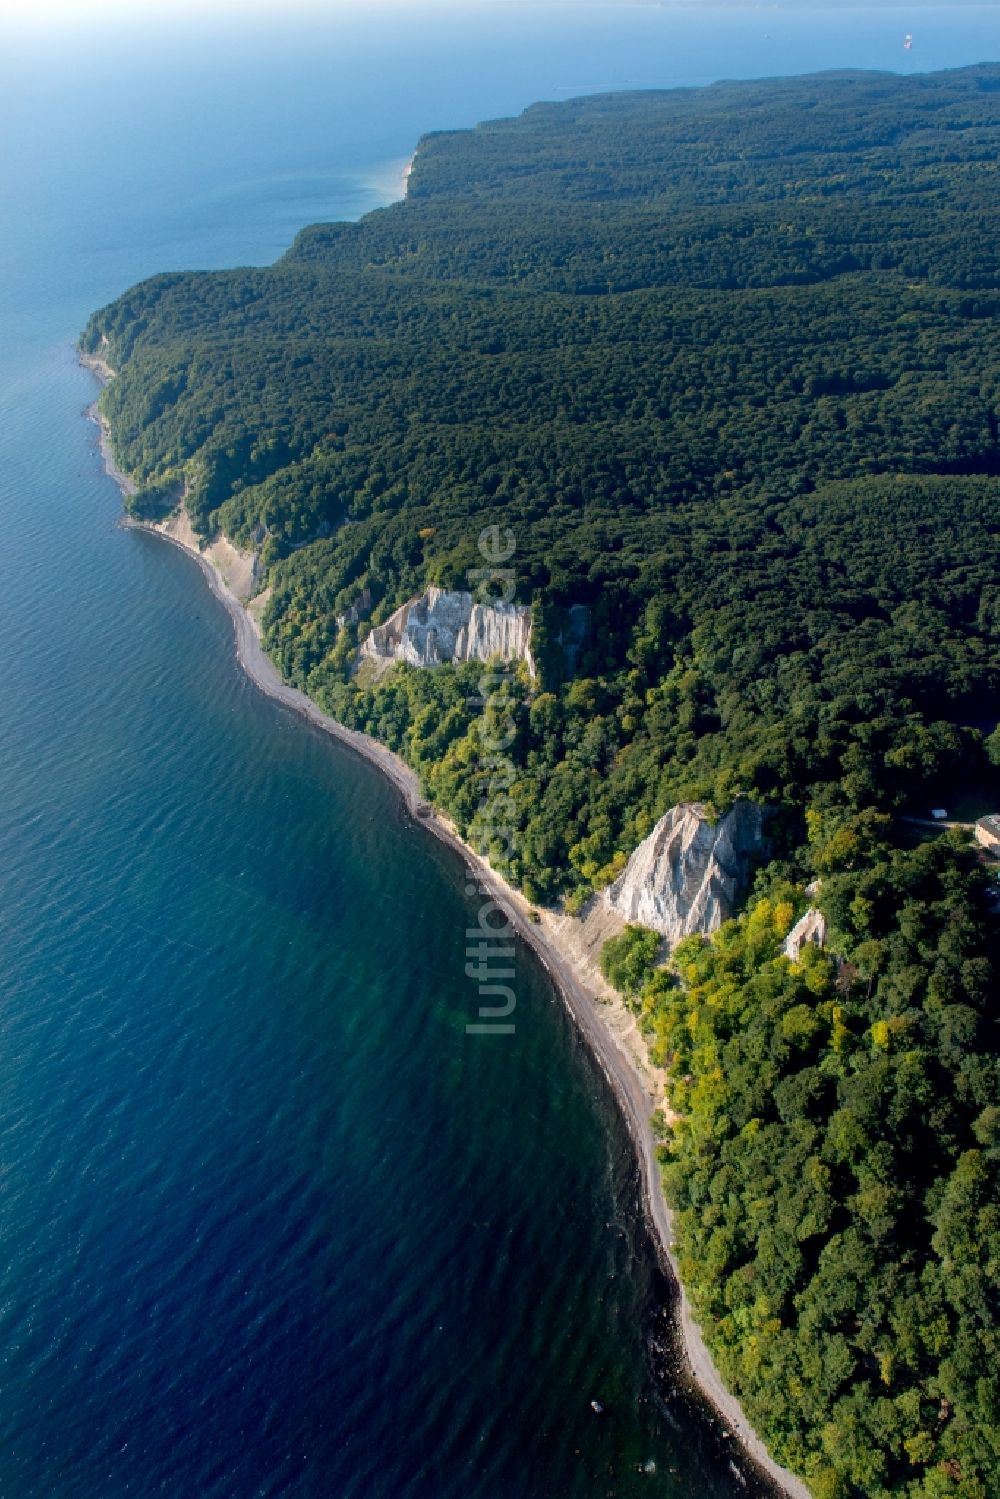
[975,814,1000,854]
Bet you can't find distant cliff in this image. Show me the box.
[359,587,534,675]
[606,801,765,943]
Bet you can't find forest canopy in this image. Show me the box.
[83,65,1000,1497]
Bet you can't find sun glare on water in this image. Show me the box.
[1,0,479,19]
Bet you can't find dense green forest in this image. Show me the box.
[640,834,999,1498]
[83,66,1000,1496]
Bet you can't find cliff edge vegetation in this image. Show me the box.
[83,66,1000,1497]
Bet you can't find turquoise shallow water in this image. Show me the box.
[1,7,998,1497]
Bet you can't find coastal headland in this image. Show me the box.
[84,355,812,1499]
[78,70,1000,1493]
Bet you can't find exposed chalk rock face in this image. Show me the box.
[336,586,372,629]
[359,587,534,674]
[606,800,766,943]
[784,907,827,963]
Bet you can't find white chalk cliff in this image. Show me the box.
[359,587,534,675]
[607,801,765,943]
[336,586,372,629]
[783,907,827,962]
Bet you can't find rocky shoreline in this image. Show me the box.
[83,361,812,1499]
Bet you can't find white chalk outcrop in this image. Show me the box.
[336,586,372,629]
[606,800,765,944]
[783,907,827,962]
[359,587,534,675]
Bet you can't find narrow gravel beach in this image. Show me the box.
[86,372,812,1499]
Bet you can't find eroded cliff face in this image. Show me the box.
[606,800,765,943]
[783,907,827,962]
[337,586,372,630]
[359,587,534,675]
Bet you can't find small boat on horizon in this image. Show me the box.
[904,33,914,50]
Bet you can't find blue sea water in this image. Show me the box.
[0,6,997,1496]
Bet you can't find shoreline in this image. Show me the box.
[84,363,812,1499]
